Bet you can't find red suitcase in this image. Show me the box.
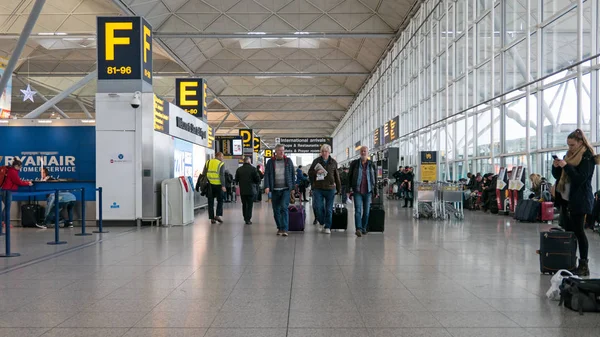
[540,202,554,221]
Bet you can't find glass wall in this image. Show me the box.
[333,0,598,189]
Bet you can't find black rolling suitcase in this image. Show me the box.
[331,202,348,231]
[21,203,45,228]
[367,185,385,232]
[367,205,385,232]
[538,228,577,274]
[514,199,540,222]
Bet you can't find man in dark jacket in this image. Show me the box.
[339,167,349,204]
[235,157,261,225]
[264,144,296,236]
[401,166,414,208]
[347,146,377,237]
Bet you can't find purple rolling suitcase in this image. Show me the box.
[288,204,305,231]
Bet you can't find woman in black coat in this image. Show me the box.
[552,129,599,276]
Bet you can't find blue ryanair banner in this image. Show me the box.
[0,126,95,181]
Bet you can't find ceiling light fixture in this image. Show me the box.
[81,119,96,124]
[247,32,266,35]
[0,120,9,124]
[37,120,52,124]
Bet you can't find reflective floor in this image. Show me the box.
[0,200,599,337]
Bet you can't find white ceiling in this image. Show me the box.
[0,0,419,145]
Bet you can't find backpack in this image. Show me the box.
[559,277,600,315]
[0,166,8,189]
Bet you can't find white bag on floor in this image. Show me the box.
[546,270,577,301]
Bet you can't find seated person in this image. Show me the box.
[45,192,77,228]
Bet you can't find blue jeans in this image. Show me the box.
[313,189,335,229]
[0,190,13,228]
[353,192,371,232]
[272,189,290,231]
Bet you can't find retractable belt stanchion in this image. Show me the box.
[0,190,4,237]
[47,189,67,245]
[75,187,91,236]
[93,187,108,234]
[0,190,20,257]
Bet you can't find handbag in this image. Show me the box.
[195,174,209,196]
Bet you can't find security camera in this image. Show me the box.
[130,91,141,109]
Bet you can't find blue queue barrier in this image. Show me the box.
[74,187,91,237]
[93,187,108,234]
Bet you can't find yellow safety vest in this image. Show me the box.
[206,159,223,185]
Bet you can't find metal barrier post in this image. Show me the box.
[48,190,66,245]
[75,187,91,236]
[0,190,4,237]
[0,191,19,257]
[93,187,108,233]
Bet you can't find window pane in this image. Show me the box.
[478,61,492,103]
[467,114,474,156]
[542,8,578,76]
[583,0,592,58]
[529,95,538,150]
[492,106,501,155]
[505,0,534,45]
[542,76,578,148]
[477,14,493,64]
[581,73,592,136]
[543,0,576,21]
[505,38,528,92]
[477,110,491,157]
[457,118,466,159]
[505,97,527,153]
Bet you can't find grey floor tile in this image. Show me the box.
[122,328,208,337]
[289,311,365,328]
[502,311,600,328]
[41,328,129,337]
[153,299,225,312]
[367,328,452,337]
[288,328,370,337]
[82,299,162,312]
[16,299,96,313]
[0,328,49,337]
[446,328,535,337]
[0,312,74,328]
[290,298,359,312]
[135,311,217,328]
[58,312,148,328]
[525,328,600,337]
[354,297,428,312]
[361,312,441,328]
[483,298,564,312]
[204,328,287,337]
[210,310,288,328]
[432,312,519,328]
[418,298,496,312]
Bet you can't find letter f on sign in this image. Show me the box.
[143,25,151,63]
[105,22,133,60]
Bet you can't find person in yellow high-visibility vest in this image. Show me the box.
[202,152,227,224]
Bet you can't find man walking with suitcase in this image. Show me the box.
[264,144,296,236]
[309,144,341,234]
[347,146,377,237]
[235,157,260,225]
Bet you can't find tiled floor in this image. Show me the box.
[0,200,599,337]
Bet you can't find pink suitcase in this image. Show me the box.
[540,202,554,221]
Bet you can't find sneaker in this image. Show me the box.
[313,219,318,225]
[277,230,282,236]
[282,232,288,237]
[211,219,217,224]
[66,222,74,228]
[318,224,324,232]
[362,230,368,235]
[323,228,331,234]
[215,217,224,223]
[35,223,47,229]
[355,230,362,237]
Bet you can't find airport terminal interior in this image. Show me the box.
[1,0,600,336]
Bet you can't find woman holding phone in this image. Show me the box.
[552,129,599,276]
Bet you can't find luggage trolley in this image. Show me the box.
[440,183,464,220]
[413,182,439,219]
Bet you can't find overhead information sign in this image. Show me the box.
[153,94,169,135]
[97,16,152,84]
[215,136,243,158]
[175,78,207,120]
[383,120,390,144]
[389,116,399,142]
[264,149,272,158]
[373,127,381,148]
[239,129,253,153]
[253,137,261,153]
[279,137,333,154]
